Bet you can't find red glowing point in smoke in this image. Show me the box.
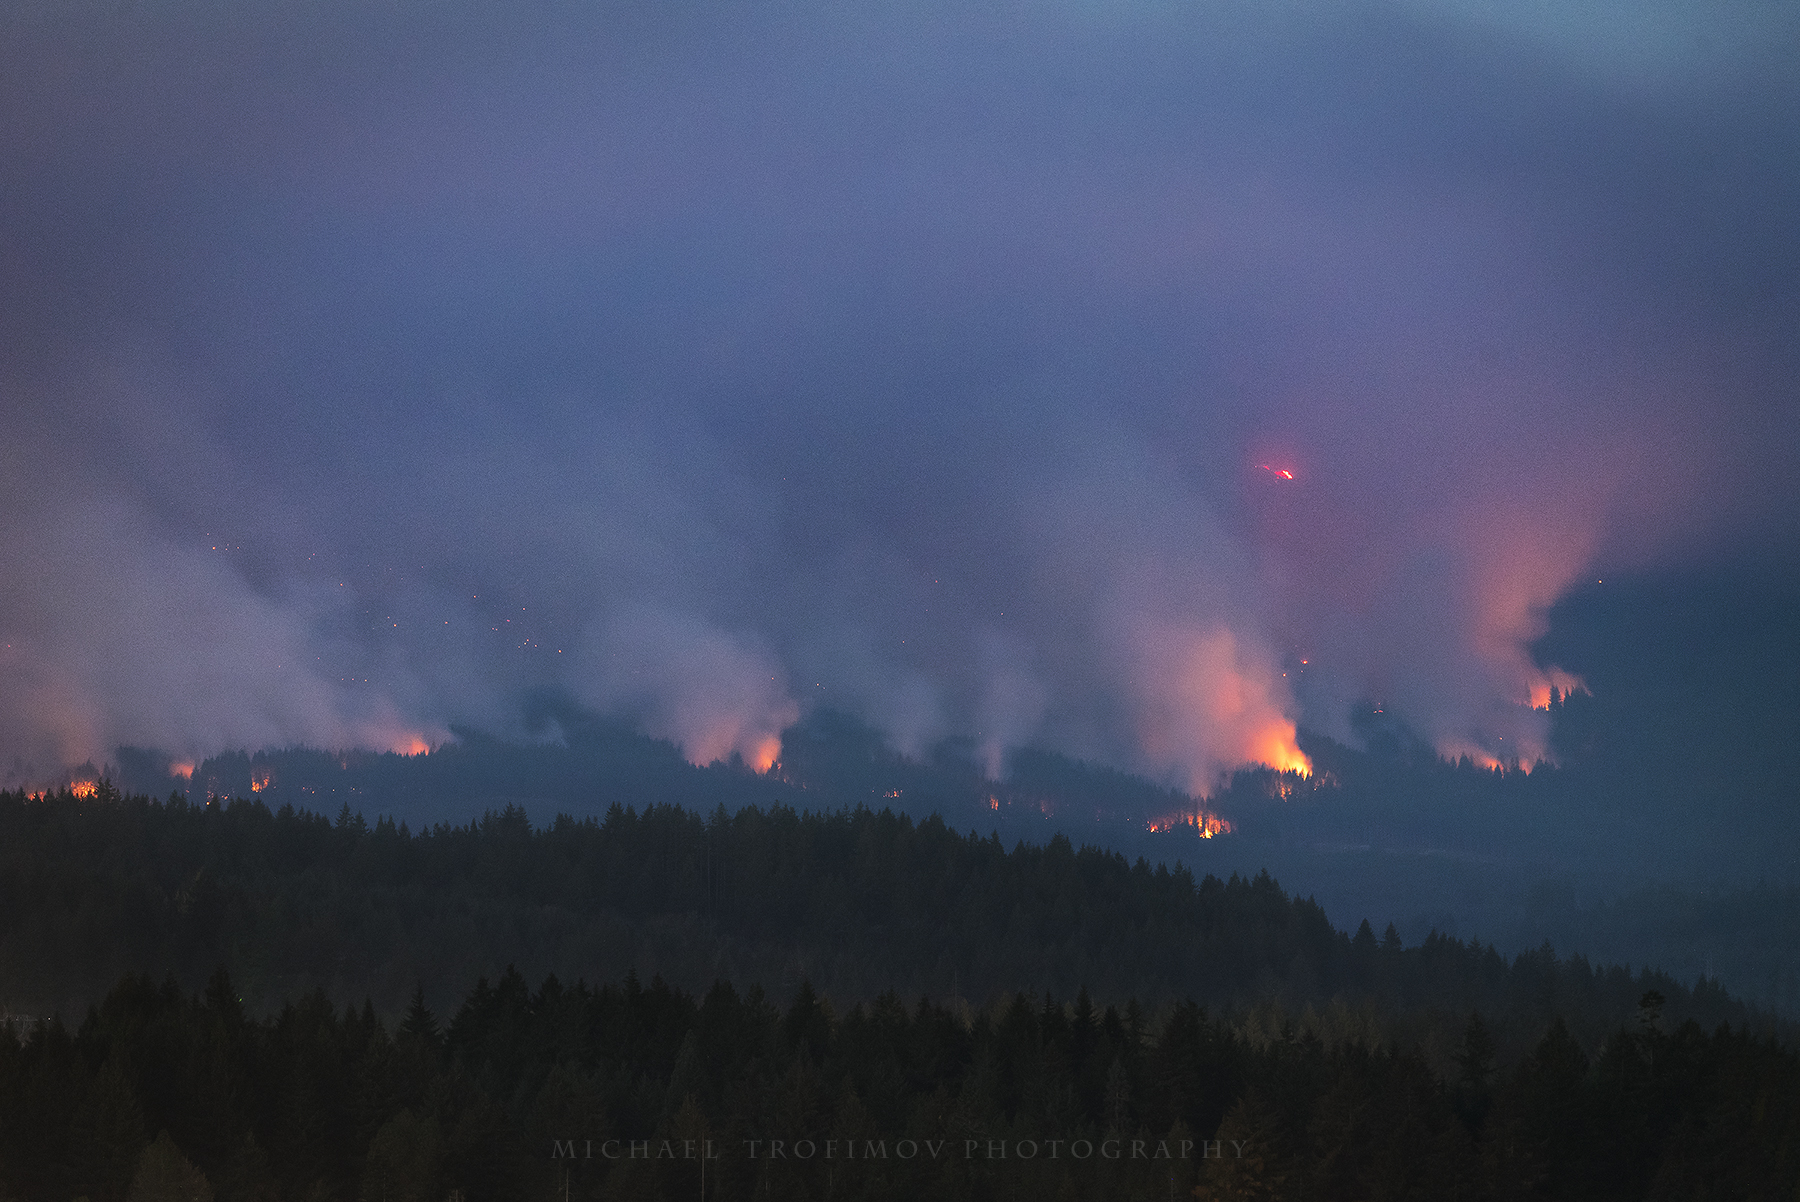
[1259,465,1295,481]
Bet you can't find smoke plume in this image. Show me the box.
[1,0,1795,793]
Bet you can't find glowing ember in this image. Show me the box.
[1258,465,1296,480]
[1266,774,1300,800]
[250,769,272,793]
[1147,809,1233,837]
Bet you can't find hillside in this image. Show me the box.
[87,701,1800,1017]
[0,788,1776,1060]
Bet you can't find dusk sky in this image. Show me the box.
[3,0,1797,796]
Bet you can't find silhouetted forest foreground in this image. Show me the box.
[3,788,1798,1200]
[3,961,1799,1201]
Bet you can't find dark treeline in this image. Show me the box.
[0,788,1776,1064]
[1,965,1796,1202]
[1507,878,1800,1017]
[95,699,1800,1016]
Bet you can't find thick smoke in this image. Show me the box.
[0,449,444,775]
[1,0,1795,791]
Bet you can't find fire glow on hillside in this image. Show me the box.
[0,0,1790,817]
[1146,809,1233,837]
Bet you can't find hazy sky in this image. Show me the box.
[2,0,1796,790]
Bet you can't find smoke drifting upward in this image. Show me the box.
[573,607,797,773]
[0,388,450,780]
[1120,619,1310,792]
[1,1,1796,793]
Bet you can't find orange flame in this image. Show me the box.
[68,780,97,799]
[678,714,792,772]
[1262,772,1304,800]
[170,761,195,779]
[1438,738,1505,771]
[250,769,272,793]
[1448,506,1597,763]
[575,608,799,776]
[1248,718,1312,778]
[1527,668,1588,711]
[1130,623,1312,792]
[1147,809,1234,837]
[744,733,781,774]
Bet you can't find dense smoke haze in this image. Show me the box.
[3,0,1797,806]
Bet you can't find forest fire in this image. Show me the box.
[1129,622,1313,793]
[68,780,97,799]
[1263,771,1308,800]
[745,735,781,774]
[672,728,783,772]
[250,769,272,793]
[1439,739,1506,772]
[1528,669,1588,711]
[1147,809,1233,837]
[1249,718,1312,778]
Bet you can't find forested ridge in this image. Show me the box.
[0,786,1776,1050]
